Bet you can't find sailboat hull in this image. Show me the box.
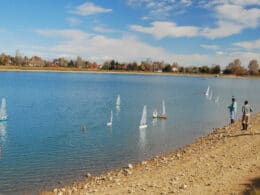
[0,116,8,122]
[139,124,147,129]
[158,114,167,119]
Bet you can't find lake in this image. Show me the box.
[0,72,259,194]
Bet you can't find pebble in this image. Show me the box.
[85,172,92,178]
[128,163,133,169]
[180,184,187,189]
[124,169,132,176]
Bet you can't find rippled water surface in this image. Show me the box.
[0,72,259,194]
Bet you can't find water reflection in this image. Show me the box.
[0,122,7,143]
[116,106,120,117]
[160,120,166,132]
[152,118,157,126]
[139,128,146,151]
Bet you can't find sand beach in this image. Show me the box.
[41,113,260,195]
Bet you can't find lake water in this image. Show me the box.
[0,72,259,194]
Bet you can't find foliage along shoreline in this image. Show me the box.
[1,65,260,80]
[0,51,259,76]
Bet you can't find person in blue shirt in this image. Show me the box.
[228,97,237,124]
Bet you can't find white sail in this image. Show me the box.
[162,100,166,115]
[0,98,7,120]
[139,105,147,128]
[107,110,113,126]
[152,109,158,118]
[116,95,120,106]
[205,86,210,96]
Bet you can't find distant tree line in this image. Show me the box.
[0,50,259,76]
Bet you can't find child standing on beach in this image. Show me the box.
[242,100,253,130]
[228,97,237,124]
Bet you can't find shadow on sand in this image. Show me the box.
[243,177,260,195]
[228,132,260,138]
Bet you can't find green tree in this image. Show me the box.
[68,60,75,67]
[210,65,221,74]
[163,64,172,72]
[199,66,210,73]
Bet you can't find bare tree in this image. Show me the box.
[248,59,259,75]
[15,49,23,66]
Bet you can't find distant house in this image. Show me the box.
[172,67,178,72]
[29,56,45,67]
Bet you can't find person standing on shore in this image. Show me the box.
[242,100,253,130]
[228,97,237,124]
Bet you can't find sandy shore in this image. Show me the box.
[41,113,260,195]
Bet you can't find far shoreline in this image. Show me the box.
[1,65,259,80]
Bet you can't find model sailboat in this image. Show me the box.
[152,109,158,118]
[107,110,113,127]
[158,100,167,119]
[204,86,210,96]
[139,105,147,129]
[0,98,8,121]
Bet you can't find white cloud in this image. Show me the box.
[180,0,192,6]
[66,17,82,26]
[35,29,91,40]
[216,4,260,27]
[93,25,116,33]
[198,1,260,38]
[34,28,209,64]
[70,2,112,16]
[233,39,260,49]
[201,21,244,39]
[130,20,244,39]
[130,21,199,39]
[130,2,260,39]
[200,44,220,50]
[142,16,150,20]
[33,28,260,66]
[127,0,191,19]
[201,0,260,7]
[130,1,260,39]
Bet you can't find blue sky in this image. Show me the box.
[0,0,260,66]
